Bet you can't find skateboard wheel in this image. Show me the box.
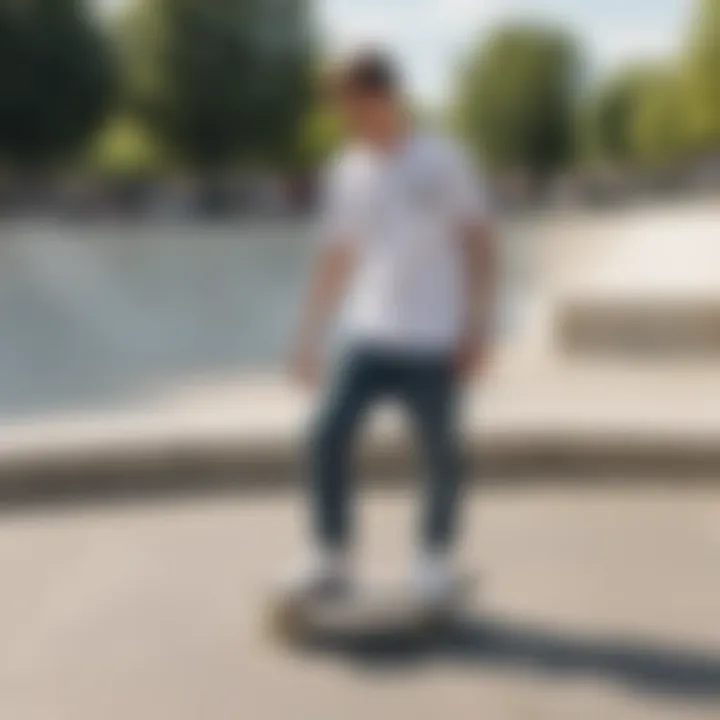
[266,598,308,645]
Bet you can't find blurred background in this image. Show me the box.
[0,1,719,719]
[0,0,717,415]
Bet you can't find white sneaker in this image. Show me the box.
[413,552,456,609]
[280,550,352,604]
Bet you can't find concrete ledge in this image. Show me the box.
[556,300,720,356]
[0,360,719,502]
[2,428,720,506]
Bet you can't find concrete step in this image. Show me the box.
[0,358,718,501]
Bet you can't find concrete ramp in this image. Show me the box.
[555,204,720,356]
[0,221,314,418]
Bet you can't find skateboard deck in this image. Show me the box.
[266,576,476,645]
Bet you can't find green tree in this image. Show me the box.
[118,0,313,171]
[87,115,168,177]
[686,0,720,149]
[587,65,686,167]
[630,69,691,168]
[295,104,343,169]
[457,24,581,178]
[584,70,642,165]
[0,0,114,168]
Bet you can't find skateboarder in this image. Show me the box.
[287,50,496,607]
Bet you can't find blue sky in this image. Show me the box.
[101,0,695,105]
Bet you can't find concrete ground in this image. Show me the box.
[1,485,719,720]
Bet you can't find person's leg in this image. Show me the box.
[396,354,464,602]
[397,355,463,553]
[309,348,387,555]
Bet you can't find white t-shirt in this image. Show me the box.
[321,131,490,352]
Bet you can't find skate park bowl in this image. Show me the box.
[0,220,318,419]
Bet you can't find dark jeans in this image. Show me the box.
[309,345,463,552]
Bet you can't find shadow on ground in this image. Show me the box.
[295,615,720,702]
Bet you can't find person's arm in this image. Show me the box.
[449,145,497,378]
[290,241,356,386]
[457,220,496,377]
[290,157,360,386]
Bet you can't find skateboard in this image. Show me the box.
[266,575,476,646]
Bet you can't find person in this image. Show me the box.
[287,50,496,606]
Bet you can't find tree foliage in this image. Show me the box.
[630,70,691,168]
[686,0,720,149]
[586,67,658,165]
[457,24,581,176]
[0,0,114,167]
[118,0,313,170]
[295,105,343,169]
[88,115,168,177]
[585,65,692,169]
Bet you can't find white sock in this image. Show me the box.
[416,550,453,591]
[315,547,350,579]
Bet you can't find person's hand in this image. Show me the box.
[289,343,322,388]
[455,336,490,380]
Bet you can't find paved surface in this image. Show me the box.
[1,486,719,719]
